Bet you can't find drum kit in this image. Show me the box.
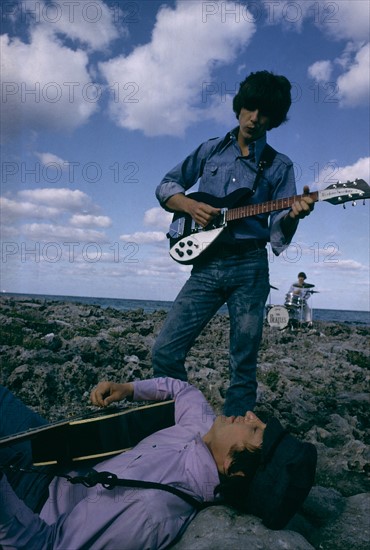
[266,283,319,330]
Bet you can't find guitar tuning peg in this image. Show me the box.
[352,201,356,206]
[343,204,346,209]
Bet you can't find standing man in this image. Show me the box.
[153,71,314,415]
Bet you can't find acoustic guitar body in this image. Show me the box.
[0,401,175,466]
[32,401,175,465]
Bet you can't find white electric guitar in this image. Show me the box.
[167,179,369,264]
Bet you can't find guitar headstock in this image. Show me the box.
[319,179,370,205]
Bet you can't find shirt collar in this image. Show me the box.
[184,435,220,502]
[220,127,267,165]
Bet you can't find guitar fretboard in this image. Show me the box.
[225,191,319,221]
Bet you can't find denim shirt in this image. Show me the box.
[156,128,297,255]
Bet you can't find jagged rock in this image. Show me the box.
[172,505,315,549]
[173,487,370,550]
[291,486,370,550]
[311,492,370,550]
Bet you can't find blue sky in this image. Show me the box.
[1,0,369,311]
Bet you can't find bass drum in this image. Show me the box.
[267,305,290,329]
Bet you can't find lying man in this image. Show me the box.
[0,378,317,549]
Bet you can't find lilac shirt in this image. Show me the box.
[0,378,219,549]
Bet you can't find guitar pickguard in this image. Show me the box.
[169,226,226,264]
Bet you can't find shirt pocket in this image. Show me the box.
[199,162,222,194]
[202,162,218,179]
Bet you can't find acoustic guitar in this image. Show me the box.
[0,400,174,466]
[167,179,370,264]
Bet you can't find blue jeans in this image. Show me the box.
[152,248,270,415]
[0,386,53,512]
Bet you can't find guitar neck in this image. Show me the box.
[225,191,319,221]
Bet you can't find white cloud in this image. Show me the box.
[120,207,174,246]
[268,1,369,41]
[99,1,256,136]
[1,1,126,141]
[21,223,107,242]
[20,0,122,51]
[1,188,112,244]
[18,188,95,211]
[272,1,369,109]
[308,42,370,108]
[315,1,369,42]
[308,60,332,83]
[336,42,370,107]
[317,157,370,186]
[324,259,365,271]
[143,207,172,230]
[337,157,370,184]
[70,214,112,228]
[119,231,166,244]
[34,152,69,167]
[1,27,98,140]
[0,196,60,222]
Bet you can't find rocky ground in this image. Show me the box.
[0,295,369,549]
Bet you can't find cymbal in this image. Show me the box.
[270,285,279,290]
[293,283,315,288]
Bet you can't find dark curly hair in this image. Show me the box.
[215,444,262,510]
[233,70,292,130]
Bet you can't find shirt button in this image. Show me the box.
[232,178,236,182]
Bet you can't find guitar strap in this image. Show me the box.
[214,143,277,248]
[3,464,215,511]
[64,469,212,510]
[251,144,277,195]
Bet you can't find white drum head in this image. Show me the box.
[267,305,290,329]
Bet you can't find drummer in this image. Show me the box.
[287,272,314,324]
